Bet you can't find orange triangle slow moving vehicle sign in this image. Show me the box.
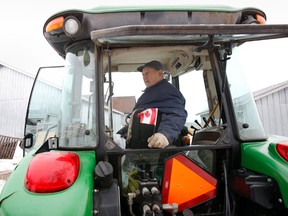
[162,153,217,212]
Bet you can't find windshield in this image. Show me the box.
[25,42,97,149]
[226,45,267,140]
[59,43,96,147]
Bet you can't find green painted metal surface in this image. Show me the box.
[241,135,288,207]
[60,4,265,14]
[0,150,96,216]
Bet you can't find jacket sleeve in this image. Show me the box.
[157,107,187,144]
[156,87,187,144]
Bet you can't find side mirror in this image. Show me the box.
[24,133,34,149]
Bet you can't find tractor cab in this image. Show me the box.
[2,4,288,216]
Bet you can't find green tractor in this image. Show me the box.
[1,4,288,216]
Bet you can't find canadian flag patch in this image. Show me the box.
[137,108,158,125]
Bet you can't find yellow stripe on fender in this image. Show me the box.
[162,153,217,212]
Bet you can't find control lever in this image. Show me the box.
[210,116,217,126]
[202,117,209,127]
[194,120,203,129]
[190,125,198,130]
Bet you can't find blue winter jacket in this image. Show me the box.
[134,79,187,144]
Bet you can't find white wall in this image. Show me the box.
[0,64,34,138]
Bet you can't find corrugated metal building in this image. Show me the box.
[0,62,34,138]
[254,81,288,137]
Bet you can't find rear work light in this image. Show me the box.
[276,142,288,162]
[25,152,80,193]
[63,16,81,36]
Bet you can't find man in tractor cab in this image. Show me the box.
[125,60,187,149]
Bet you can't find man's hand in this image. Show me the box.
[147,133,169,148]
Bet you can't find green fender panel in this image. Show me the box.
[0,150,96,216]
[241,136,288,208]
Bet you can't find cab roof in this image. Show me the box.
[42,5,288,59]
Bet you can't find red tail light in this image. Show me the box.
[276,142,288,162]
[25,152,80,193]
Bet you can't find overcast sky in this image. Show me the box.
[0,0,287,90]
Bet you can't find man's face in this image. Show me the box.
[142,67,163,88]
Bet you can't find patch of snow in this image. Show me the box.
[0,145,23,193]
[0,180,6,193]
